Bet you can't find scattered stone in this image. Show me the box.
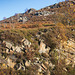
[15,63,21,70]
[7,58,16,68]
[26,8,36,13]
[49,62,55,69]
[63,67,67,71]
[65,59,71,65]
[34,11,55,16]
[23,39,31,48]
[39,40,50,53]
[25,61,30,67]
[4,41,12,49]
[15,46,21,52]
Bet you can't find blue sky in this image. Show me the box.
[0,0,65,20]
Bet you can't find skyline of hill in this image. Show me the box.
[0,0,65,20]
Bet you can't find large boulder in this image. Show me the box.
[23,16,28,24]
[26,8,36,14]
[34,11,55,16]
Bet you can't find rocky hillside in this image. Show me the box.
[0,24,75,75]
[0,0,75,75]
[0,0,75,29]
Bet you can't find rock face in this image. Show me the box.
[39,40,50,53]
[4,41,21,53]
[58,39,75,66]
[0,28,75,74]
[23,17,28,24]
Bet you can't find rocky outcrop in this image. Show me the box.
[3,38,31,53]
[26,8,36,13]
[56,38,75,67]
[34,11,55,16]
[17,16,28,23]
[0,28,75,75]
[4,41,21,53]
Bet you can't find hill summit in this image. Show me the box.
[0,0,75,29]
